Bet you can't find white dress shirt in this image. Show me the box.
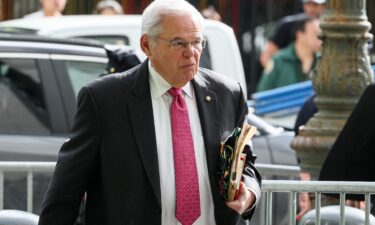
[148,62,216,225]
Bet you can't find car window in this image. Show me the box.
[78,35,129,46]
[0,58,51,134]
[200,40,212,70]
[65,61,106,96]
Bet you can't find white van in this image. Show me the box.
[0,15,247,96]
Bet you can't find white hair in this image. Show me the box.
[141,0,204,37]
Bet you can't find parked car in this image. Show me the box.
[0,32,296,162]
[0,34,107,161]
[0,33,297,221]
[248,114,296,166]
[0,33,110,213]
[0,15,248,97]
[0,210,39,225]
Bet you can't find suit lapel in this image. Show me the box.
[127,61,161,208]
[193,71,246,225]
[126,66,222,210]
[192,72,221,178]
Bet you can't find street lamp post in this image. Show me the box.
[291,0,374,180]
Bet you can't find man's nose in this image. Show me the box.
[182,44,195,57]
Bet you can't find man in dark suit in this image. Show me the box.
[319,84,375,214]
[320,83,375,182]
[38,1,261,225]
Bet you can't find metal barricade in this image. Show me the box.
[0,162,55,212]
[0,161,373,225]
[255,164,375,225]
[255,163,301,225]
[256,163,300,179]
[261,180,375,225]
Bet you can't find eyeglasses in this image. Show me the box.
[153,36,207,51]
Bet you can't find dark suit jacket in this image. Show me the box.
[39,60,261,225]
[319,84,375,199]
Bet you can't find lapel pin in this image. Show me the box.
[205,96,211,102]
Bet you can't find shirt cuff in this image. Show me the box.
[243,175,261,212]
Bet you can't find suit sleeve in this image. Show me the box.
[39,86,101,225]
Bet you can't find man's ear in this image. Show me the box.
[140,35,152,57]
[295,31,303,41]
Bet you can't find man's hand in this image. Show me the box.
[226,182,255,214]
[296,192,311,221]
[346,200,365,210]
[296,172,312,221]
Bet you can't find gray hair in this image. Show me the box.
[141,0,204,37]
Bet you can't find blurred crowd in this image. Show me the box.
[24,0,124,18]
[257,0,325,92]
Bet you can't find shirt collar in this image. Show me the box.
[148,61,194,99]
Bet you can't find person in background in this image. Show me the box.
[201,5,221,21]
[294,94,318,136]
[24,0,66,18]
[295,85,375,221]
[199,5,221,70]
[259,0,325,68]
[256,16,321,92]
[38,0,261,224]
[93,0,123,15]
[319,83,375,215]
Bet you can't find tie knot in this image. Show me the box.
[168,87,182,97]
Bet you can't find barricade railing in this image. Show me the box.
[0,162,300,214]
[0,161,56,212]
[254,164,374,225]
[254,163,301,225]
[256,163,300,179]
[261,180,375,225]
[0,161,373,225]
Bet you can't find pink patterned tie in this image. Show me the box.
[169,87,201,225]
